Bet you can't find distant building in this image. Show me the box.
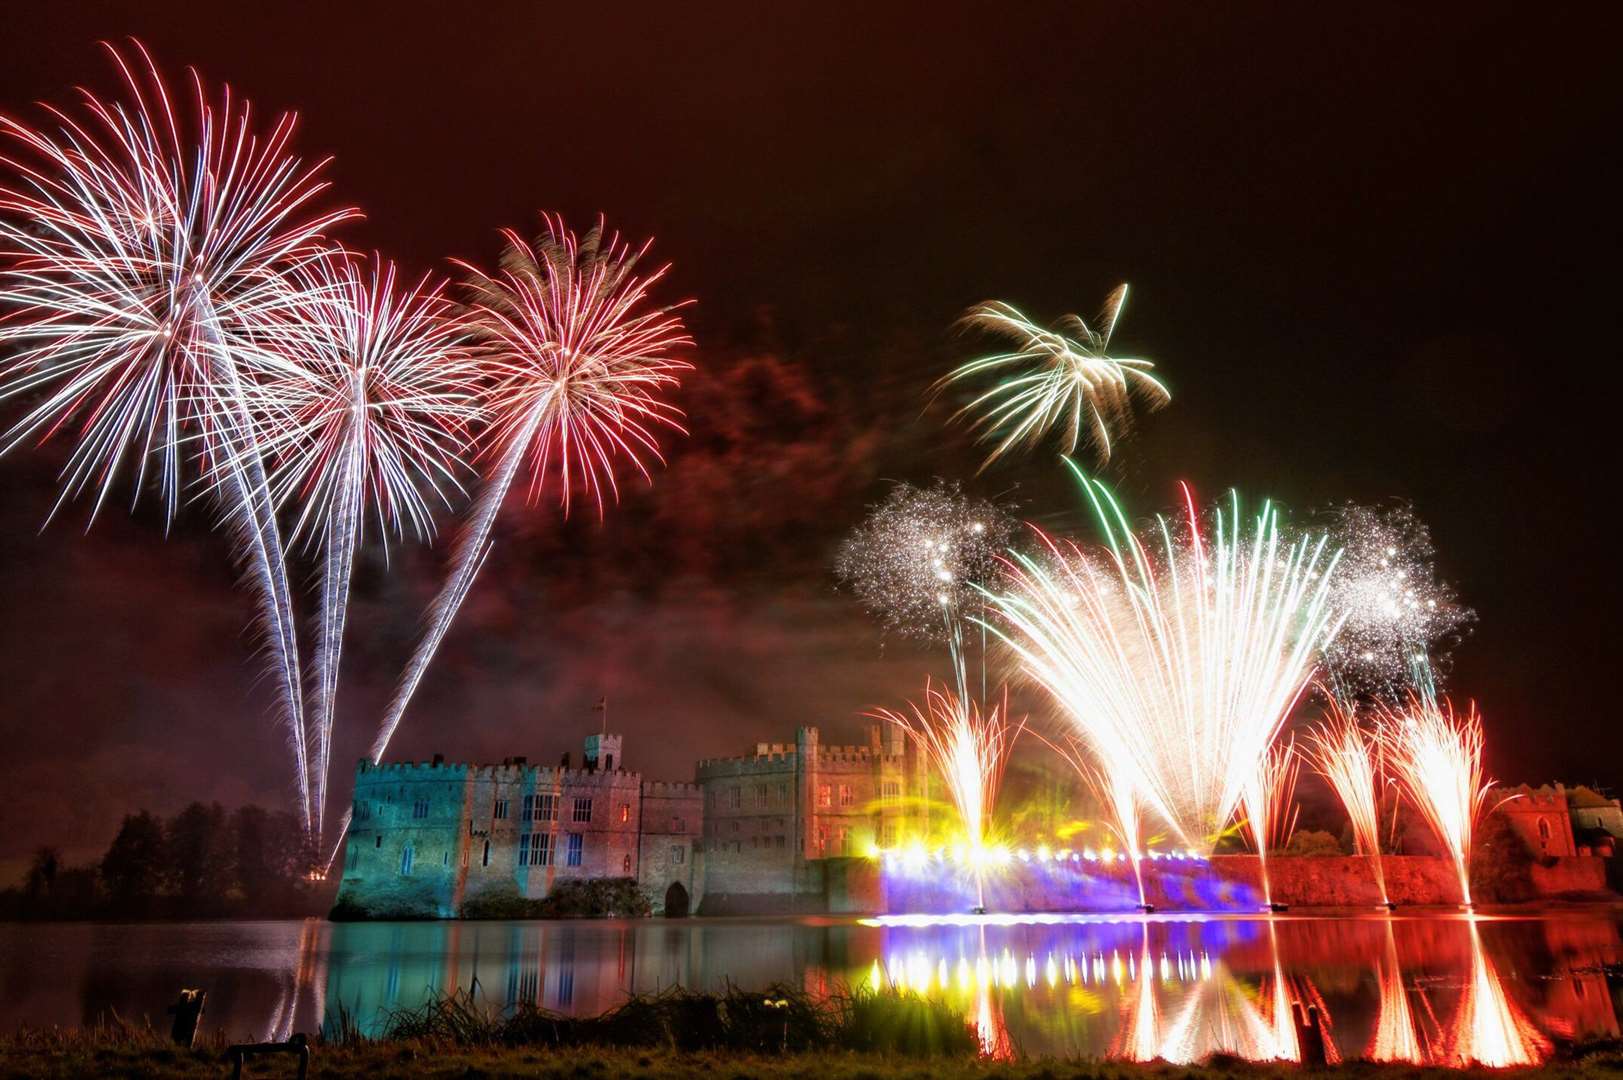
[335,733,703,918]
[1566,785,1623,856]
[336,722,929,918]
[1498,784,1578,857]
[695,724,925,914]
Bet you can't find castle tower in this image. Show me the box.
[584,732,623,772]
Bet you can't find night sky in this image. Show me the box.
[1,3,1616,870]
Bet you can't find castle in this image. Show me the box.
[335,725,928,918]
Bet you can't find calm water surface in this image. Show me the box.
[3,911,1621,1063]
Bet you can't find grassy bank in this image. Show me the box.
[8,1030,1623,1080]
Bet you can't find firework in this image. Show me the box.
[1240,738,1301,907]
[987,471,1341,855]
[941,285,1169,469]
[368,215,691,768]
[0,42,354,834]
[868,681,1019,909]
[1320,504,1471,701]
[1376,696,1499,907]
[246,255,480,840]
[835,480,1013,644]
[1304,700,1389,904]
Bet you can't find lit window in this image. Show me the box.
[400,845,414,876]
[882,781,900,800]
[573,798,593,823]
[816,826,828,854]
[619,803,631,824]
[622,853,633,873]
[838,785,854,807]
[818,785,831,808]
[567,833,584,867]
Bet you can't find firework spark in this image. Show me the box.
[368,215,691,768]
[1377,697,1500,907]
[1320,505,1471,701]
[987,471,1341,855]
[941,285,1168,469]
[1453,921,1550,1066]
[868,681,1019,909]
[0,41,354,835]
[835,480,1013,644]
[246,255,480,840]
[1304,700,1389,904]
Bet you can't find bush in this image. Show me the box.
[1282,830,1344,857]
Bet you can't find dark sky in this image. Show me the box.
[1,2,1618,868]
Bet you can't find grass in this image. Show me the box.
[6,999,1623,1079]
[7,1025,1623,1080]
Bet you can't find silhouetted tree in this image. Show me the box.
[164,802,232,907]
[231,805,306,905]
[23,846,60,901]
[100,811,165,908]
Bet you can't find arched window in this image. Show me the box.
[1538,817,1552,851]
[400,845,414,876]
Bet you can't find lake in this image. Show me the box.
[2,910,1620,1063]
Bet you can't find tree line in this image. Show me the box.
[2,802,326,920]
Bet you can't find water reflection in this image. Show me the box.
[0,912,1619,1064]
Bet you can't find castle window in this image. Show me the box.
[619,802,631,824]
[567,833,584,866]
[777,782,788,804]
[539,794,557,821]
[518,834,531,865]
[730,820,739,833]
[400,845,414,876]
[413,799,430,819]
[672,845,685,864]
[882,781,901,800]
[355,801,372,821]
[376,834,383,848]
[1538,817,1552,852]
[482,840,490,867]
[837,826,850,854]
[818,784,831,808]
[622,854,632,874]
[839,784,854,808]
[493,799,508,820]
[538,834,555,866]
[671,816,685,832]
[442,850,450,866]
[573,798,593,823]
[881,821,898,847]
[729,787,742,810]
[755,785,768,808]
[816,826,828,854]
[776,835,786,849]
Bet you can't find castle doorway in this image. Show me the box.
[664,881,690,918]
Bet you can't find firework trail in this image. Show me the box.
[245,255,479,840]
[868,681,1019,910]
[1305,699,1390,904]
[1241,738,1301,907]
[941,285,1169,469]
[1376,696,1501,907]
[369,215,691,768]
[1320,504,1471,702]
[985,468,1341,856]
[0,41,354,834]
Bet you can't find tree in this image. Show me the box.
[100,812,165,907]
[23,847,60,901]
[164,802,232,907]
[1283,829,1345,857]
[231,805,307,908]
